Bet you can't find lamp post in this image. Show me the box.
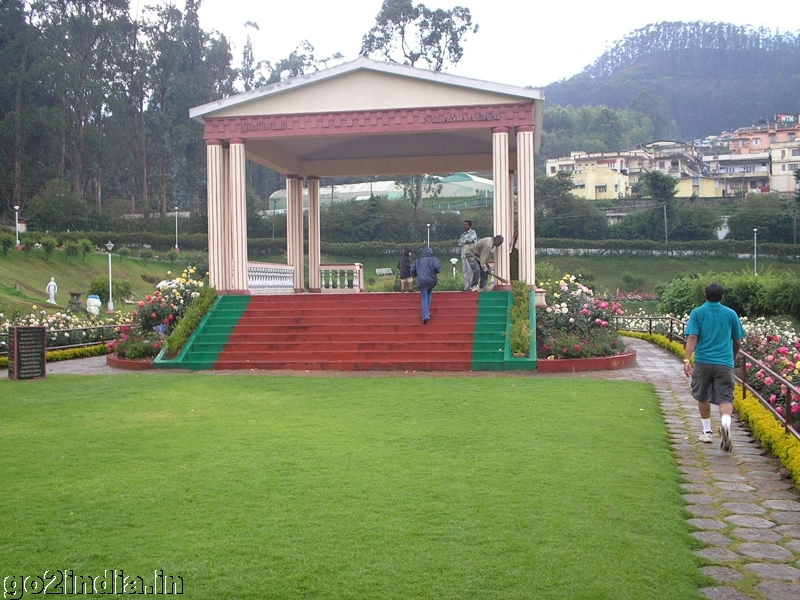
[106,241,114,312]
[426,223,431,247]
[13,205,20,246]
[174,206,179,251]
[753,228,758,276]
[450,257,458,277]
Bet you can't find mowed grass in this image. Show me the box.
[0,375,704,599]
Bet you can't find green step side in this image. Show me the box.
[471,290,538,371]
[154,295,251,370]
[471,291,511,371]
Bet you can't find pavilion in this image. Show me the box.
[189,56,544,293]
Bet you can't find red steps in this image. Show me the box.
[214,292,480,371]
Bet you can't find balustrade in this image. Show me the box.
[247,262,294,294]
[320,263,364,292]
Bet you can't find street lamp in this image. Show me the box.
[450,257,458,277]
[13,205,20,246]
[426,223,431,247]
[174,206,179,251]
[106,241,114,312]
[753,228,758,276]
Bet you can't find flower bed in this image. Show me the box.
[739,316,800,424]
[107,267,207,360]
[536,274,627,360]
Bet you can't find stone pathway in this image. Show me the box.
[580,338,800,600]
[5,338,800,598]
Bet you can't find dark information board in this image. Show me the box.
[8,326,46,380]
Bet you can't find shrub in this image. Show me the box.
[139,248,154,266]
[87,277,133,306]
[0,231,14,255]
[117,247,132,262]
[107,326,162,359]
[64,240,81,260]
[79,238,94,261]
[510,280,531,356]
[40,236,57,262]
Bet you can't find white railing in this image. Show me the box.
[248,262,294,294]
[320,263,364,293]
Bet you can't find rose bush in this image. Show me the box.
[1,307,133,353]
[133,267,204,336]
[536,274,626,359]
[740,316,800,424]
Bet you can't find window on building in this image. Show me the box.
[790,134,796,142]
[671,160,679,168]
[658,161,665,168]
[753,138,761,145]
[596,185,607,194]
[550,166,556,174]
[793,149,800,156]
[789,163,799,170]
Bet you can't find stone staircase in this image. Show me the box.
[156,291,536,372]
[217,292,477,371]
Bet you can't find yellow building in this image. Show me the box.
[572,165,629,200]
[675,176,724,198]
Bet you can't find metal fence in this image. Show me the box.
[0,324,125,357]
[613,315,800,437]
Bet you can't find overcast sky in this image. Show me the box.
[186,0,800,88]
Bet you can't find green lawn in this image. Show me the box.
[0,375,704,599]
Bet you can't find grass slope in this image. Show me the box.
[0,375,703,599]
[0,250,200,316]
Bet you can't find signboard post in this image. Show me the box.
[8,326,46,380]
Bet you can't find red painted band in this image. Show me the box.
[202,103,533,140]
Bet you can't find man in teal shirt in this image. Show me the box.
[683,283,746,452]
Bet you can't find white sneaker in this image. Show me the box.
[719,424,732,452]
[699,431,713,443]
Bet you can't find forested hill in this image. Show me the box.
[543,21,800,140]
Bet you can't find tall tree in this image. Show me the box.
[35,0,130,199]
[360,0,477,71]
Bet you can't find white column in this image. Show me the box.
[206,140,226,290]
[287,176,305,292]
[285,175,298,282]
[516,126,536,287]
[492,127,511,286]
[307,176,321,292]
[229,139,249,291]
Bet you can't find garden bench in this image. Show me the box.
[376,268,393,276]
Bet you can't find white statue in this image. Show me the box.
[46,277,58,304]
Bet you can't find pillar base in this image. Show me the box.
[219,289,251,295]
[308,288,322,293]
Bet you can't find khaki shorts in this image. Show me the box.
[690,362,734,405]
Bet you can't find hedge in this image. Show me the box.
[0,343,110,369]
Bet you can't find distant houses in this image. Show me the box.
[545,114,800,199]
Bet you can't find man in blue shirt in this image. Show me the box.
[683,283,746,452]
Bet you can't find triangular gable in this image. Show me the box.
[191,56,543,121]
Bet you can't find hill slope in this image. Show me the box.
[544,21,800,139]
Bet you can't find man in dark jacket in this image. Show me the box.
[411,247,441,324]
[397,248,413,292]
